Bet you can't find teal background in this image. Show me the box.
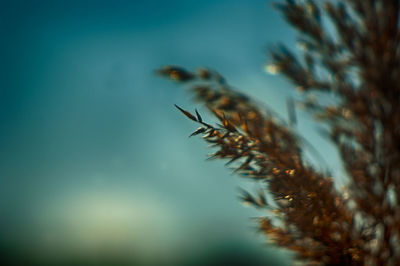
[0,0,345,265]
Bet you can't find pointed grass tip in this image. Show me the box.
[174,104,198,122]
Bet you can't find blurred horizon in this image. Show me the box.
[1,0,344,265]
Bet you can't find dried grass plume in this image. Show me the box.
[158,1,400,265]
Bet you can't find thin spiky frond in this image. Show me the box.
[159,0,400,264]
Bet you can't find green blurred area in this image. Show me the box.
[0,240,290,266]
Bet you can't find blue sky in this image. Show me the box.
[0,1,345,265]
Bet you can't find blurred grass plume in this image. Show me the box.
[158,0,400,265]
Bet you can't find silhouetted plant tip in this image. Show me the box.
[159,0,400,265]
[195,109,203,123]
[174,104,198,122]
